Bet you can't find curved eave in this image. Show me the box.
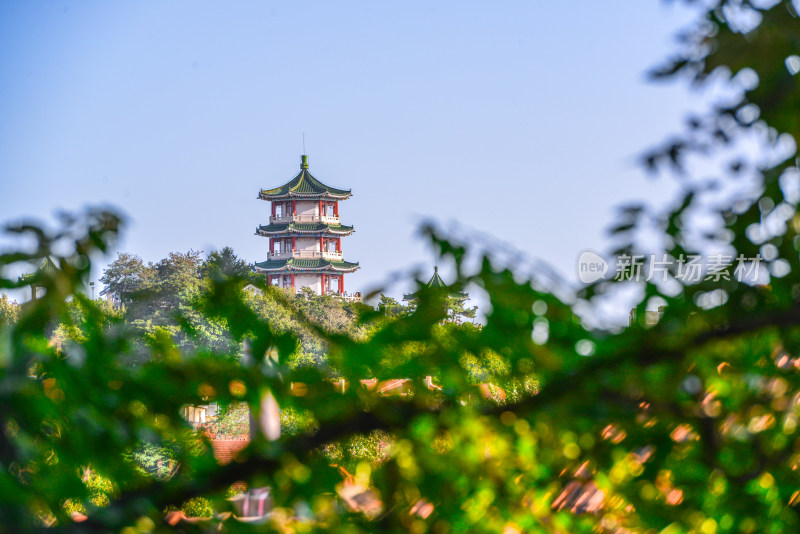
[258,191,352,201]
[255,224,355,237]
[19,257,61,284]
[328,262,360,273]
[253,259,360,274]
[403,291,468,302]
[258,159,352,199]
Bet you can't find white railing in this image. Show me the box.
[293,250,322,259]
[269,214,341,225]
[268,250,343,260]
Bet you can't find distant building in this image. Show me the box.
[629,306,665,326]
[18,257,60,301]
[98,286,122,308]
[403,265,468,303]
[404,266,472,323]
[242,284,264,297]
[253,155,360,296]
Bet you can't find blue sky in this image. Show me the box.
[0,1,703,303]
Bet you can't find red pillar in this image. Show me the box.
[333,202,338,217]
[336,238,341,253]
[270,238,274,253]
[338,275,344,294]
[291,236,296,253]
[319,200,323,217]
[320,236,324,254]
[292,200,296,216]
[321,274,326,295]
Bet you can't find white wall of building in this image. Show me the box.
[295,201,318,218]
[295,236,319,253]
[295,274,321,294]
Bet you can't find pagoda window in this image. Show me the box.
[325,203,334,216]
[275,204,283,217]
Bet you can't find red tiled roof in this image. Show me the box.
[552,481,604,514]
[359,378,378,390]
[211,439,249,465]
[377,379,411,395]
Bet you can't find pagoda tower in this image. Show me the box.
[253,155,359,295]
[402,266,468,303]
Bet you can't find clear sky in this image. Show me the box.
[0,1,703,305]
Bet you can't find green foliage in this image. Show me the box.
[181,497,214,518]
[378,294,407,318]
[445,296,477,323]
[280,406,317,436]
[244,286,371,368]
[0,294,20,325]
[125,442,179,479]
[98,252,147,303]
[203,402,249,439]
[203,246,253,280]
[4,3,800,532]
[322,430,394,472]
[61,471,114,515]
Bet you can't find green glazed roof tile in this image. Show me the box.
[256,222,354,235]
[253,258,360,273]
[259,157,351,200]
[19,257,60,284]
[403,266,468,301]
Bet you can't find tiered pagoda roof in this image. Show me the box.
[256,222,354,237]
[254,258,360,273]
[254,155,359,293]
[403,266,468,301]
[19,257,60,284]
[258,156,351,200]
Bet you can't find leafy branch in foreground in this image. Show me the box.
[4,2,800,533]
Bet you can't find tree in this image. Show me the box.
[0,294,19,325]
[4,2,800,532]
[98,252,147,303]
[152,250,204,309]
[203,246,252,280]
[378,294,407,318]
[445,296,477,323]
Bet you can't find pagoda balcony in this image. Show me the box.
[321,250,343,260]
[267,250,344,260]
[269,214,341,225]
